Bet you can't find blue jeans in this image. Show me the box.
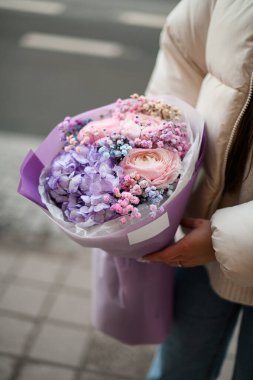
[147,266,253,380]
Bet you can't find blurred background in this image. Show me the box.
[0,0,178,136]
[0,1,237,379]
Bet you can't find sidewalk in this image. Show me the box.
[0,244,156,380]
[0,131,238,379]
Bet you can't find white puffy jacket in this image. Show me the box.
[146,0,253,305]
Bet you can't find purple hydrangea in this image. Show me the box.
[44,145,121,225]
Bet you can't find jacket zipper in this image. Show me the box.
[208,71,253,216]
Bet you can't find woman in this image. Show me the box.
[144,0,253,379]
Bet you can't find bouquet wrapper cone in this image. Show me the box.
[91,137,205,345]
[92,253,174,345]
[18,98,206,345]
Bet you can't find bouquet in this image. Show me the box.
[18,94,205,344]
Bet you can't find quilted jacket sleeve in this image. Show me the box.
[211,201,253,287]
[146,0,216,106]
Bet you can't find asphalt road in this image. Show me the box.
[0,0,178,136]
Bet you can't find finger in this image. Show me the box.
[144,253,183,266]
[181,217,203,229]
[143,250,174,262]
[144,238,188,262]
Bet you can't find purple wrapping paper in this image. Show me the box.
[92,252,174,345]
[18,98,205,345]
[91,148,203,344]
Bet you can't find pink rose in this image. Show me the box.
[120,148,181,188]
[77,117,120,145]
[120,113,162,141]
[77,112,165,145]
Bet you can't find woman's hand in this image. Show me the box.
[144,218,216,267]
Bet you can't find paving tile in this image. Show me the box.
[228,316,241,356]
[0,356,16,380]
[229,338,238,356]
[19,363,75,380]
[69,249,92,268]
[0,315,33,355]
[15,253,63,283]
[49,293,91,326]
[0,284,48,317]
[64,266,91,292]
[11,276,51,291]
[85,331,155,379]
[218,357,235,380]
[0,249,18,274]
[80,370,133,380]
[29,323,91,366]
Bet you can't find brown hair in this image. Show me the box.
[224,96,253,193]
